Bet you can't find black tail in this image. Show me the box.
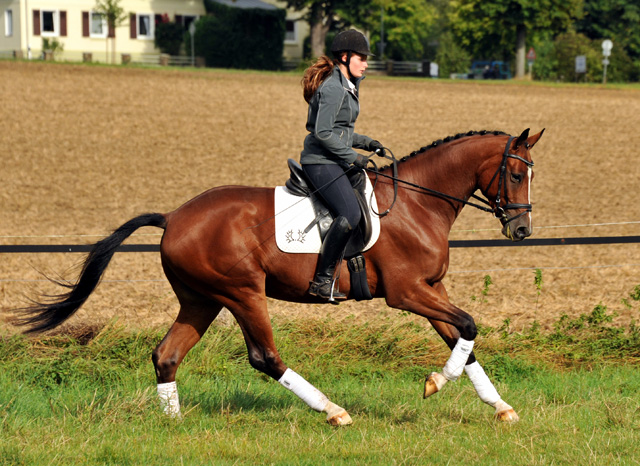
[16,213,166,334]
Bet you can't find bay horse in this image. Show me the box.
[17,129,544,425]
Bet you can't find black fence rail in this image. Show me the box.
[2,236,639,254]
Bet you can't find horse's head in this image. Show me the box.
[479,128,544,242]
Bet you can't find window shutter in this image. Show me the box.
[130,13,136,38]
[60,11,67,36]
[33,9,40,36]
[82,11,89,37]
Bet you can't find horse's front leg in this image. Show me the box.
[385,279,518,422]
[426,319,518,422]
[424,282,518,422]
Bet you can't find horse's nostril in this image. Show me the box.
[516,226,531,238]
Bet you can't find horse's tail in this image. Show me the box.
[16,213,167,334]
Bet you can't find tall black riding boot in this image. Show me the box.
[308,216,353,301]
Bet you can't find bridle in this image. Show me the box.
[481,135,534,225]
[367,136,534,225]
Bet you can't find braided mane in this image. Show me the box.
[379,130,507,172]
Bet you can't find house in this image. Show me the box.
[0,0,308,64]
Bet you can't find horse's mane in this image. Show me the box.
[379,130,507,172]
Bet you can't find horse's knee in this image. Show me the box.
[152,347,180,382]
[247,348,284,380]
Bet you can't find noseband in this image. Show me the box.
[483,136,534,225]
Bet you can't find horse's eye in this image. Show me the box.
[511,173,523,183]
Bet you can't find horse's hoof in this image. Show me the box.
[495,408,519,423]
[424,372,446,398]
[327,409,353,426]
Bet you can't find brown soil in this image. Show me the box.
[2,61,640,333]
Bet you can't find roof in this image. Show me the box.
[210,0,279,10]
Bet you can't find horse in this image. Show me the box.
[16,128,544,425]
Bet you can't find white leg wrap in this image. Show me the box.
[278,368,329,412]
[464,361,501,407]
[442,338,474,382]
[157,381,181,418]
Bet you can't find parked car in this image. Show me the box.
[468,60,512,80]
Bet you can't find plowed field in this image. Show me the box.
[2,61,640,332]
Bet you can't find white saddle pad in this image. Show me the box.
[274,176,381,254]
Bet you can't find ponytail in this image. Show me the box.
[301,55,338,103]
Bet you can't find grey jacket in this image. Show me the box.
[300,66,374,166]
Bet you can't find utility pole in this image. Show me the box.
[379,7,385,60]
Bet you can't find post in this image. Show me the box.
[189,22,196,67]
[602,39,613,85]
[379,7,385,60]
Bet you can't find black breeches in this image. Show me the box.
[302,163,361,228]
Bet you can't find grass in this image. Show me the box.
[1,308,640,465]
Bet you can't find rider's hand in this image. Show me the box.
[369,140,386,157]
[353,154,370,169]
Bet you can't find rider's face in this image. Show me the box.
[341,52,368,78]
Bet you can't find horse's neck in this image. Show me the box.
[399,137,490,211]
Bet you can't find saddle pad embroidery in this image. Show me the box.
[274,177,381,254]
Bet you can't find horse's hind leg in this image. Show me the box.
[424,282,518,422]
[229,294,352,426]
[152,301,221,417]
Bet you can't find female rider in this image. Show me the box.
[300,30,385,301]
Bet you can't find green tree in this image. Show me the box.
[450,0,582,78]
[94,0,128,64]
[576,0,640,81]
[285,0,376,58]
[360,0,438,61]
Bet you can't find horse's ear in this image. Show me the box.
[514,128,530,149]
[526,128,545,149]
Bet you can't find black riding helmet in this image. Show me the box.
[330,30,374,57]
[330,30,374,80]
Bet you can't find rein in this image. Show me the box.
[367,136,534,223]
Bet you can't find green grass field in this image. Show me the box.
[1,306,639,465]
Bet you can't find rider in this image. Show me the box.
[300,29,385,301]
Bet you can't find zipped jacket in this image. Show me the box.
[300,66,374,166]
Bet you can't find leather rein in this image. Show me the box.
[367,136,534,225]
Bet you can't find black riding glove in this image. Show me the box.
[353,154,370,169]
[368,140,386,157]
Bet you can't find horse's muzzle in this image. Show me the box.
[502,222,532,242]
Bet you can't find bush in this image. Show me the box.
[198,1,285,70]
[155,20,186,56]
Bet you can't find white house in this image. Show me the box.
[0,0,308,64]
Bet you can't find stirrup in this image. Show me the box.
[308,279,347,302]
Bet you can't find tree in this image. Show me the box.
[94,0,128,64]
[450,0,582,78]
[357,0,438,61]
[576,0,640,81]
[285,0,376,58]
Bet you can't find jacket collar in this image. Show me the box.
[333,65,364,98]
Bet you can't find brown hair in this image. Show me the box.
[301,55,338,103]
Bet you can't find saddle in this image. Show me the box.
[283,159,374,301]
[284,159,373,258]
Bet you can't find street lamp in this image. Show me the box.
[602,39,613,84]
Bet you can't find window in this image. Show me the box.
[90,12,107,37]
[285,20,296,43]
[4,9,12,37]
[137,13,153,39]
[41,10,58,36]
